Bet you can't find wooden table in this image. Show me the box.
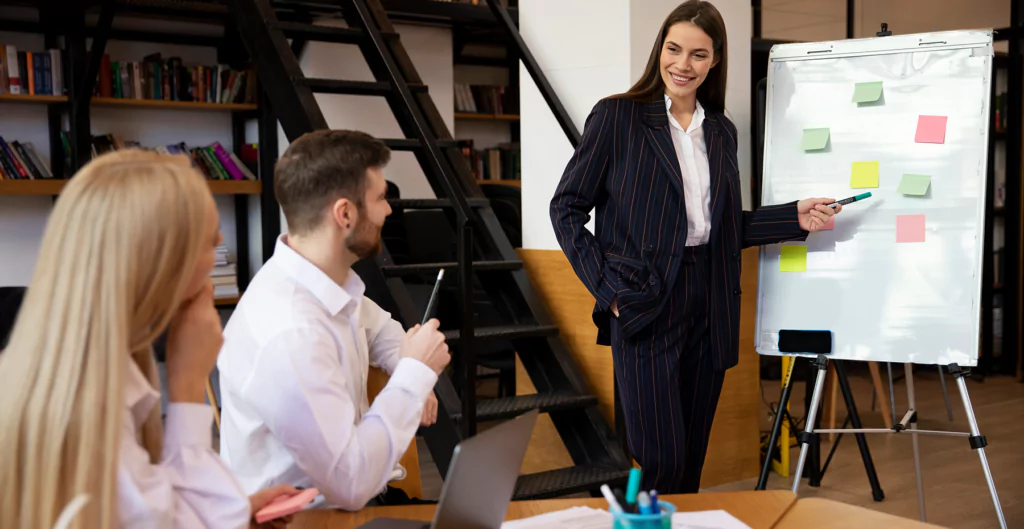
[291,490,797,529]
[775,498,947,528]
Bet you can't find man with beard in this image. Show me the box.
[216,130,451,512]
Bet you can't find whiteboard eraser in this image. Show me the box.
[778,330,832,354]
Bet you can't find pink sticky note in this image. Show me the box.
[254,488,319,524]
[896,214,926,243]
[915,115,947,144]
[822,216,834,231]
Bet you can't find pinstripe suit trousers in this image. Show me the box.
[610,244,726,494]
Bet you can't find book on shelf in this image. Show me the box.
[213,244,240,300]
[92,52,256,105]
[462,141,520,181]
[454,84,513,114]
[0,136,53,180]
[0,44,65,96]
[83,132,257,181]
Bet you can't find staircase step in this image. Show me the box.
[388,198,490,209]
[451,392,597,423]
[272,21,399,44]
[513,465,633,501]
[443,324,559,343]
[296,78,427,95]
[382,139,463,151]
[381,260,522,276]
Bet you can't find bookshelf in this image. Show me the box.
[0,178,260,196]
[0,7,263,307]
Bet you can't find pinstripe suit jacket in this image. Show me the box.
[550,96,807,371]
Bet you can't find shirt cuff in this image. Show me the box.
[386,357,439,402]
[163,403,214,454]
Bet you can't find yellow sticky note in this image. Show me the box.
[780,246,807,273]
[851,161,880,189]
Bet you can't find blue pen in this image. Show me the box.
[625,468,642,504]
[637,492,653,515]
[649,490,660,513]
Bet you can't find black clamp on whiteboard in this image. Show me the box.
[876,22,892,37]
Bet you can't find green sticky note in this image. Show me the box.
[780,246,808,273]
[801,128,830,151]
[852,81,883,103]
[897,174,931,196]
[851,161,880,189]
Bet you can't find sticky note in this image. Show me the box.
[896,214,926,243]
[915,115,948,144]
[897,174,931,196]
[850,161,880,188]
[852,81,883,103]
[780,246,808,272]
[821,216,835,230]
[801,128,830,151]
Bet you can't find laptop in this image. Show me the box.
[357,408,539,529]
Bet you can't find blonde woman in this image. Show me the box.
[0,150,300,529]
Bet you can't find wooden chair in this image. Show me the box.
[367,366,423,499]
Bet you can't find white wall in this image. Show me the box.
[280,20,453,202]
[519,0,751,251]
[519,0,631,251]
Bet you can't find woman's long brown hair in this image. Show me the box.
[610,0,728,113]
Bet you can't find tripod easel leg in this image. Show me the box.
[833,360,884,501]
[792,355,829,493]
[757,356,796,490]
[950,364,1007,529]
[905,363,926,522]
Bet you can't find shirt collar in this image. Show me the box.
[664,93,705,134]
[124,358,160,429]
[271,234,365,316]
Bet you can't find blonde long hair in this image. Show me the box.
[0,150,214,529]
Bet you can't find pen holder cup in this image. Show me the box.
[612,502,675,529]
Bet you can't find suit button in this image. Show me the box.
[733,289,742,295]
[650,278,658,286]
[643,244,654,252]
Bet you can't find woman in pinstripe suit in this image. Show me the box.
[550,0,842,494]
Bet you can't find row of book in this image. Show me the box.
[461,143,520,181]
[93,53,257,104]
[0,136,52,180]
[0,45,64,96]
[213,244,240,301]
[454,84,512,115]
[81,133,257,181]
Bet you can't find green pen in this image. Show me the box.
[827,192,871,209]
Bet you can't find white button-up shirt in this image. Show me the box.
[119,359,251,528]
[665,94,712,246]
[216,235,437,512]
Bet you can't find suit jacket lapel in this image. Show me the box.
[641,99,686,200]
[703,113,727,234]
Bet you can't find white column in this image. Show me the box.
[519,0,751,251]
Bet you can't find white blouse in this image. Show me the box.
[117,359,251,528]
[665,94,712,246]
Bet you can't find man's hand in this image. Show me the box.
[420,392,438,426]
[399,319,450,375]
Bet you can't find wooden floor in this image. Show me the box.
[419,368,1024,528]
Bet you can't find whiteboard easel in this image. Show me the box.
[756,29,1006,528]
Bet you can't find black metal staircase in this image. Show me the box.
[226,0,631,500]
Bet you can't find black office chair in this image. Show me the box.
[0,286,27,349]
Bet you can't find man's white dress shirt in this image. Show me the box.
[665,94,713,246]
[119,359,251,528]
[217,235,437,511]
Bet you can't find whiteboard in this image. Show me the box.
[754,30,993,367]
